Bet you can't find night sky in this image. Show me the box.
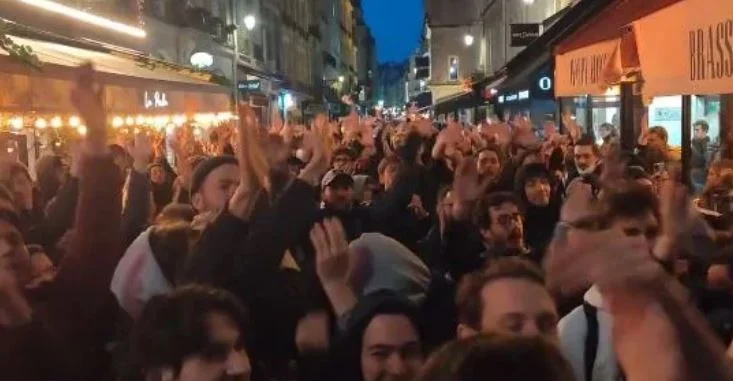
[363,0,424,63]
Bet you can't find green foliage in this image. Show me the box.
[0,24,42,71]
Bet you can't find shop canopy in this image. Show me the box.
[554,0,686,98]
[0,35,230,114]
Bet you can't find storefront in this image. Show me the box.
[0,34,233,174]
[554,0,732,188]
[496,61,557,128]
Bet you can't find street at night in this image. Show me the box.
[2,0,733,380]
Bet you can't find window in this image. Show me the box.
[690,95,721,192]
[448,56,459,81]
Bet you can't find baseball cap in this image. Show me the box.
[321,169,354,190]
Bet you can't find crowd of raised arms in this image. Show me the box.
[4,63,733,381]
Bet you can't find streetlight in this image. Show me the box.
[338,76,345,83]
[464,34,474,46]
[243,14,256,31]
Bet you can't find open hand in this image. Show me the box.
[309,218,350,285]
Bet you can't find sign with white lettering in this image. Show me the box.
[633,0,733,97]
[144,91,169,109]
[238,80,262,92]
[510,24,541,47]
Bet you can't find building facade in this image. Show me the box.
[0,0,378,121]
[425,0,579,120]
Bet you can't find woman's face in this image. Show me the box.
[524,176,551,206]
[11,172,33,211]
[361,314,422,381]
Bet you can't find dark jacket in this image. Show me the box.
[0,156,123,381]
[182,179,322,378]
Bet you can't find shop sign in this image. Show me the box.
[510,24,541,47]
[498,89,530,104]
[144,91,169,109]
[538,76,552,91]
[556,39,620,97]
[633,0,733,97]
[238,80,262,92]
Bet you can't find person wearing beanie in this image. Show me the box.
[188,155,239,213]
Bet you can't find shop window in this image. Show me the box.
[591,95,621,146]
[689,95,721,193]
[448,56,459,81]
[647,96,683,148]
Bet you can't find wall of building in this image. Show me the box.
[428,24,481,85]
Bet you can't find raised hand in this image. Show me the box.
[70,63,106,155]
[129,132,153,173]
[310,218,350,285]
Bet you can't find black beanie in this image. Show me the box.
[189,155,238,197]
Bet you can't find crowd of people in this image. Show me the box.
[3,63,733,381]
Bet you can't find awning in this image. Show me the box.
[0,35,230,114]
[633,0,733,98]
[556,0,732,99]
[555,0,684,55]
[433,91,475,115]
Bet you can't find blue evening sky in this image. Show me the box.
[363,0,424,63]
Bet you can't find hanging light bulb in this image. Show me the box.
[135,115,145,125]
[10,117,23,131]
[78,125,88,135]
[50,116,62,128]
[125,116,134,126]
[69,116,81,127]
[112,116,124,128]
[35,118,48,129]
[10,117,24,131]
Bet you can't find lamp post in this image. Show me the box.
[230,0,240,110]
[229,2,257,112]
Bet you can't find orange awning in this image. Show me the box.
[633,0,733,98]
[556,0,685,55]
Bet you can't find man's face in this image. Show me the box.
[176,311,251,381]
[333,154,355,174]
[439,191,454,222]
[475,278,558,340]
[193,164,239,213]
[573,144,597,175]
[524,176,551,206]
[481,202,523,249]
[694,125,708,140]
[477,150,501,181]
[323,184,354,211]
[10,173,33,211]
[610,212,660,256]
[379,164,399,190]
[361,314,423,381]
[647,132,666,152]
[0,220,31,286]
[150,166,166,185]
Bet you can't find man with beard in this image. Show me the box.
[321,169,373,241]
[565,136,602,198]
[473,192,537,264]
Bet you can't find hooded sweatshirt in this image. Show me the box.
[110,228,173,320]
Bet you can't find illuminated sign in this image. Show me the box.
[518,90,530,100]
[498,95,505,104]
[190,52,214,68]
[538,76,552,91]
[499,89,530,104]
[238,80,262,92]
[144,91,169,109]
